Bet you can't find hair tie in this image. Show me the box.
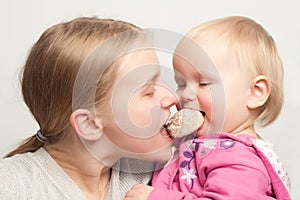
[36,130,47,143]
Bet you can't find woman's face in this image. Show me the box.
[100,48,178,155]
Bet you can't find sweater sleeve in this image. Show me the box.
[149,163,273,200]
[197,140,274,199]
[199,163,273,199]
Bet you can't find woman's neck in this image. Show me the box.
[45,140,111,200]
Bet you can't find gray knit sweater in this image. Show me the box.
[0,148,155,200]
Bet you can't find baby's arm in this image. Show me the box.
[124,184,201,200]
[148,160,272,199]
[126,163,271,200]
[148,164,271,200]
[148,136,277,199]
[195,139,273,199]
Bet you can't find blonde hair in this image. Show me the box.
[6,17,142,157]
[186,16,284,127]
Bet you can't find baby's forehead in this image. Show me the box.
[173,48,218,75]
[173,58,219,82]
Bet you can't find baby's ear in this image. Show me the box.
[247,75,271,109]
[70,109,103,141]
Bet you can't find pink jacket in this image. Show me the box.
[149,133,290,200]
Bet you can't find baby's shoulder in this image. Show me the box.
[181,133,255,152]
[179,133,261,165]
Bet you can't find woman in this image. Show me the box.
[1,17,177,199]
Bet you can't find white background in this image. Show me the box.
[0,0,299,198]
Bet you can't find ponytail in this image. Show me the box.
[5,134,43,158]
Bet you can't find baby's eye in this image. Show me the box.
[199,82,209,86]
[199,82,210,86]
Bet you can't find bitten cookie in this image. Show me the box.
[166,109,204,138]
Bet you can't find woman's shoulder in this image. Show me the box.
[0,151,38,198]
[0,148,84,199]
[0,149,42,174]
[0,148,53,185]
[1,151,33,173]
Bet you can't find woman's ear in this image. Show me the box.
[70,109,103,141]
[247,75,271,109]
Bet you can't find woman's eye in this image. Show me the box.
[144,88,156,97]
[145,92,154,96]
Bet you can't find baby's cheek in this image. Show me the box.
[197,92,212,113]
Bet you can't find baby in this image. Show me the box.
[125,16,291,200]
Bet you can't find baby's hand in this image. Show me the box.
[124,184,153,200]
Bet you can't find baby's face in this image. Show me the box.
[173,33,253,136]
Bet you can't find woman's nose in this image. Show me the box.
[160,88,179,109]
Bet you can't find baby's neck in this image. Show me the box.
[231,125,258,138]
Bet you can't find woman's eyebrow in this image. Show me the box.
[141,72,160,88]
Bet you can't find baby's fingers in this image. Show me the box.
[124,184,153,200]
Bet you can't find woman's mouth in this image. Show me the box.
[160,126,173,142]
